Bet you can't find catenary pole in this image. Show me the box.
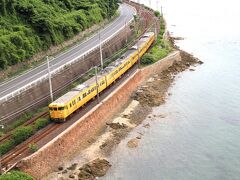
[47,56,53,102]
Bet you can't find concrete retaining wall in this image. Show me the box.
[18,51,181,179]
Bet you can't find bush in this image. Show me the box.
[34,118,50,130]
[154,10,160,17]
[28,143,38,153]
[0,170,34,180]
[6,113,33,132]
[141,53,155,65]
[0,140,14,155]
[0,0,120,69]
[11,126,34,145]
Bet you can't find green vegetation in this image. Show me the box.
[28,143,38,153]
[0,170,34,180]
[0,140,14,155]
[0,116,50,155]
[34,118,50,130]
[3,113,33,133]
[11,126,34,145]
[0,0,119,69]
[141,16,172,65]
[154,10,160,17]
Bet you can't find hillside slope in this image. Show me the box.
[0,0,119,69]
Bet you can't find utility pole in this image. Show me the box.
[95,67,100,103]
[99,32,103,69]
[47,56,53,102]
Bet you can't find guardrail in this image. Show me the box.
[0,5,136,104]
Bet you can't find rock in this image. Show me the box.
[127,138,139,148]
[78,159,111,179]
[58,166,64,171]
[67,163,78,170]
[198,60,204,64]
[147,77,155,82]
[158,114,167,118]
[62,170,68,174]
[122,114,129,118]
[143,123,150,128]
[107,122,127,129]
[69,174,75,178]
[99,142,107,149]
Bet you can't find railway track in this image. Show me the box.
[0,111,48,144]
[1,123,61,170]
[0,2,157,174]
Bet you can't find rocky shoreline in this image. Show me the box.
[44,42,203,179]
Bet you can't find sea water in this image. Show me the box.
[102,0,240,179]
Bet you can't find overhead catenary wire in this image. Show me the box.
[0,3,157,123]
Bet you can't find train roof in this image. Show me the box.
[52,70,108,105]
[50,32,154,106]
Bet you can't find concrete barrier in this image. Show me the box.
[18,51,181,179]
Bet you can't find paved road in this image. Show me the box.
[0,3,135,102]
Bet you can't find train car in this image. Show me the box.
[49,32,155,122]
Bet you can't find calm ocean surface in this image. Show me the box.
[102,0,240,179]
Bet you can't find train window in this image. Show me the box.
[70,103,72,108]
[73,100,76,105]
[49,107,54,111]
[53,107,58,111]
[79,97,81,101]
[83,93,87,98]
[58,107,64,110]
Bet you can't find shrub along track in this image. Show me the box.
[1,123,61,172]
[0,111,48,144]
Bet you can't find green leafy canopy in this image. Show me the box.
[0,0,119,69]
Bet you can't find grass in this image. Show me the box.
[141,16,172,66]
[0,12,121,83]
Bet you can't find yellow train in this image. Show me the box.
[49,32,155,122]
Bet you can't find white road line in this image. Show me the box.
[0,4,136,102]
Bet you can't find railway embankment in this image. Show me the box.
[17,50,183,179]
